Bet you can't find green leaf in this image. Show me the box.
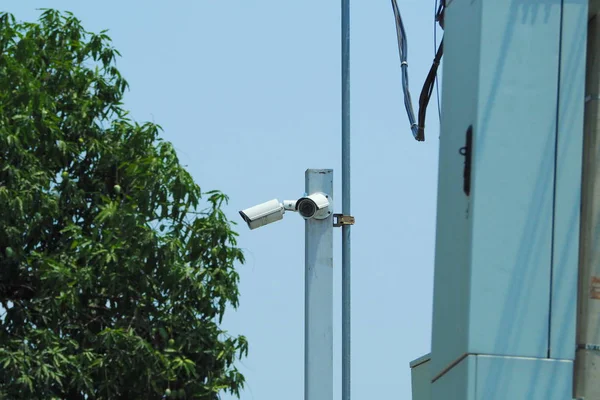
[17,374,34,392]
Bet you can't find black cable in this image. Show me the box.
[419,0,445,140]
[391,0,445,142]
[417,38,443,142]
[434,0,441,120]
[414,0,445,141]
[391,0,420,140]
[433,0,445,121]
[436,0,445,29]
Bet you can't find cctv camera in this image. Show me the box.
[239,193,332,230]
[296,193,331,220]
[239,199,285,230]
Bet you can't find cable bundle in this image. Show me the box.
[391,0,421,141]
[391,0,446,142]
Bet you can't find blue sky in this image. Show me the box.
[6,2,441,399]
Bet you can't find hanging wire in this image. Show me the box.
[416,0,444,140]
[391,0,445,142]
[436,0,446,27]
[415,0,445,141]
[434,0,441,119]
[391,0,421,141]
[417,39,443,141]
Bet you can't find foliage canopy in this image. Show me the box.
[0,10,247,400]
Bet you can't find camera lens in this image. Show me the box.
[298,199,316,218]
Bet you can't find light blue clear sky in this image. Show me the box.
[6,2,441,399]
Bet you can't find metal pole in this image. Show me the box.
[341,0,352,398]
[305,169,334,400]
[574,3,600,398]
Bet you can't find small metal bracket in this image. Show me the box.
[577,343,600,351]
[585,94,600,103]
[333,214,355,227]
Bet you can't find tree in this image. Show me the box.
[0,10,247,399]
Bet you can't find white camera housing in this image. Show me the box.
[239,193,332,230]
[239,199,285,230]
[295,192,331,220]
